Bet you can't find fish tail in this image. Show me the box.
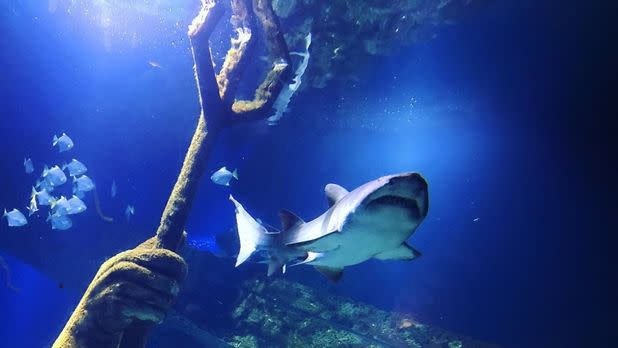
[3,209,7,217]
[229,195,270,267]
[52,135,58,146]
[232,169,239,180]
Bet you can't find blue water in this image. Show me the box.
[0,1,613,347]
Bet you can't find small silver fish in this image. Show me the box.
[73,175,94,192]
[24,158,34,174]
[27,192,39,216]
[125,205,135,221]
[111,180,117,198]
[47,212,72,230]
[42,165,67,187]
[26,204,39,216]
[53,133,74,153]
[63,159,87,177]
[51,196,71,216]
[32,187,53,206]
[36,178,55,193]
[67,195,87,215]
[3,208,27,227]
[210,166,238,186]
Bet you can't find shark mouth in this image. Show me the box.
[365,195,423,219]
[363,173,429,219]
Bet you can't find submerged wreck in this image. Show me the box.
[154,278,499,347]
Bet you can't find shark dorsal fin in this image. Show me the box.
[325,183,349,207]
[279,209,304,231]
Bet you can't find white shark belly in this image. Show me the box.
[301,207,416,268]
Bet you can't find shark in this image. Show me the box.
[229,172,429,281]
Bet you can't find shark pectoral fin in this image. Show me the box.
[314,266,344,282]
[325,183,349,207]
[374,242,421,261]
[279,209,304,231]
[290,251,324,267]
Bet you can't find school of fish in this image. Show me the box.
[3,133,128,229]
[6,133,238,229]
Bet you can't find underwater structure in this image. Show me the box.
[154,277,499,347]
[270,0,488,88]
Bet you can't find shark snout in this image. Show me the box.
[365,173,429,219]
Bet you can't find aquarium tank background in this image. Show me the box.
[0,0,614,347]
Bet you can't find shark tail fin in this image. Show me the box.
[229,195,268,267]
[232,169,238,180]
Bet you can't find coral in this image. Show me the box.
[272,0,298,18]
[310,328,363,346]
[337,302,370,320]
[229,335,259,348]
[223,278,498,347]
[449,340,464,348]
[261,315,283,336]
[292,295,322,313]
[246,307,264,323]
[273,0,488,88]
